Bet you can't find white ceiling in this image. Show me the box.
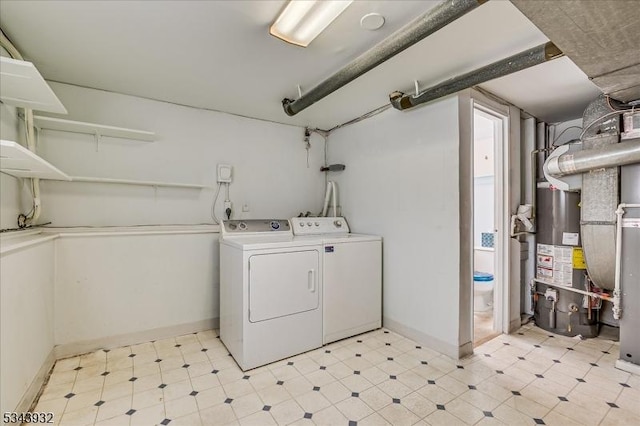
[0,0,602,129]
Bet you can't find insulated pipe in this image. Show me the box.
[281,0,487,116]
[613,204,640,320]
[545,138,640,177]
[532,278,613,302]
[390,42,564,110]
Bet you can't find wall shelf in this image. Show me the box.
[0,140,71,180]
[0,57,67,114]
[61,176,210,189]
[33,116,156,142]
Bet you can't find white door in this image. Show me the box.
[248,250,319,323]
[323,241,382,342]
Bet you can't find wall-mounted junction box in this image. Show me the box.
[217,164,232,183]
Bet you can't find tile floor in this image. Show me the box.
[33,324,639,425]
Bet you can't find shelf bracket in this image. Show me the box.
[94,132,102,152]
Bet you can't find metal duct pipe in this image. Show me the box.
[545,138,640,177]
[281,0,487,116]
[580,95,621,290]
[390,42,563,110]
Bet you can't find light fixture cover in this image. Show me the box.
[270,0,353,47]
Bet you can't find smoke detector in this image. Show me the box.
[360,13,385,31]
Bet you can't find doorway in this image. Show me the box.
[472,105,507,346]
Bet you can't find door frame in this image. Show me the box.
[472,104,508,337]
[458,88,520,352]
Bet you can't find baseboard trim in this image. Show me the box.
[54,318,219,359]
[14,349,56,413]
[615,359,640,375]
[508,318,521,334]
[383,316,472,359]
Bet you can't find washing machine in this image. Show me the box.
[291,217,382,344]
[219,219,323,371]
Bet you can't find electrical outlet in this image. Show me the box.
[217,164,232,183]
[224,201,232,211]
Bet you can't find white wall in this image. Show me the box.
[473,176,494,247]
[0,102,25,230]
[36,82,326,227]
[54,230,217,350]
[0,240,55,414]
[327,96,463,356]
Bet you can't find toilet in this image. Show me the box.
[474,271,494,312]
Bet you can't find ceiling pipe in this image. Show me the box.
[281,0,488,117]
[545,137,640,178]
[389,41,564,110]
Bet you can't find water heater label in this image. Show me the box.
[562,232,579,246]
[325,246,334,253]
[572,247,586,269]
[536,244,573,286]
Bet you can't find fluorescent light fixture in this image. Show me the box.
[270,0,353,47]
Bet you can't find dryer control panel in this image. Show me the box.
[291,217,350,235]
[221,219,291,237]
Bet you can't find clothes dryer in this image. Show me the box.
[219,219,323,370]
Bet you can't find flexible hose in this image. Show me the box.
[210,183,222,225]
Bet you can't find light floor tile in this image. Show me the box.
[294,390,332,413]
[318,380,351,404]
[199,403,237,425]
[256,384,291,407]
[59,405,98,426]
[377,402,419,426]
[398,391,435,418]
[128,403,165,426]
[131,387,164,410]
[94,414,130,426]
[445,398,485,424]
[229,393,264,419]
[358,412,392,426]
[238,410,277,426]
[165,394,199,419]
[28,326,639,426]
[335,396,374,421]
[425,409,468,426]
[311,405,348,425]
[270,399,304,425]
[171,411,204,426]
[71,376,104,395]
[94,395,133,423]
[195,385,227,410]
[359,386,393,411]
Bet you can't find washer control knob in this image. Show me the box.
[238,222,247,230]
[307,222,312,226]
[334,220,343,228]
[315,222,320,227]
[270,221,280,230]
[300,222,305,227]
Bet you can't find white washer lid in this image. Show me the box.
[321,233,382,243]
